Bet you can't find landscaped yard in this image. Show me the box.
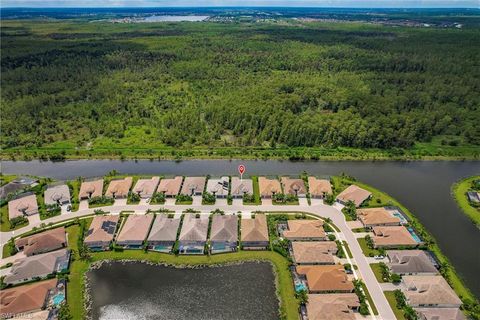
[384,291,406,320]
[357,237,382,257]
[370,263,387,283]
[0,204,28,232]
[452,175,480,226]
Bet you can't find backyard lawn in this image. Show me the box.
[452,175,480,226]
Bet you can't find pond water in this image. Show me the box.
[2,159,480,298]
[87,261,278,320]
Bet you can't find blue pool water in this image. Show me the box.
[52,293,65,306]
[407,228,422,243]
[295,283,307,292]
[392,211,408,224]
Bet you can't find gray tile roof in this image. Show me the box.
[147,214,181,242]
[387,250,438,274]
[179,214,209,242]
[210,214,238,242]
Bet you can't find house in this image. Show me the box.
[306,293,360,320]
[8,193,38,220]
[308,177,332,199]
[15,227,67,256]
[44,184,71,206]
[79,179,104,200]
[240,214,269,250]
[281,177,307,197]
[105,177,133,199]
[387,250,438,275]
[4,249,70,285]
[210,214,238,253]
[402,276,462,308]
[0,279,57,318]
[178,214,209,254]
[283,220,326,241]
[372,226,421,248]
[116,214,154,249]
[258,177,281,198]
[0,176,38,201]
[180,177,206,196]
[230,177,253,198]
[291,241,337,265]
[336,185,372,207]
[84,215,119,251]
[415,307,466,320]
[296,265,354,293]
[206,177,229,198]
[357,207,401,228]
[157,176,183,197]
[467,191,480,203]
[147,214,181,252]
[132,177,160,199]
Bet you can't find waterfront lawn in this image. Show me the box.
[452,176,480,226]
[357,237,382,257]
[67,179,81,212]
[243,176,261,205]
[384,291,406,320]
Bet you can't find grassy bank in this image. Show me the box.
[452,176,480,227]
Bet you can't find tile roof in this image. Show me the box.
[105,177,133,198]
[281,177,307,195]
[44,185,71,205]
[306,293,360,320]
[132,177,160,198]
[241,214,269,242]
[8,194,38,219]
[210,214,238,242]
[283,220,325,240]
[0,279,57,317]
[258,177,281,197]
[336,185,372,207]
[116,214,154,243]
[296,265,354,292]
[206,177,229,196]
[179,214,209,242]
[387,250,438,274]
[15,227,66,256]
[358,207,401,226]
[403,276,462,307]
[291,241,337,264]
[84,215,119,244]
[181,177,206,195]
[79,179,104,199]
[415,307,466,320]
[157,176,183,196]
[372,226,418,247]
[230,177,253,196]
[308,177,333,197]
[147,214,181,242]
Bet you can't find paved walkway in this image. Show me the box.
[0,200,396,320]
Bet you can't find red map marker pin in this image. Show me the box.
[238,164,246,179]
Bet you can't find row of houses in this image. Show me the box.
[82,213,271,254]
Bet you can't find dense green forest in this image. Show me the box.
[1,18,479,160]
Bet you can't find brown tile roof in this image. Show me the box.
[147,214,181,242]
[116,214,154,243]
[179,214,209,242]
[284,220,325,240]
[372,226,418,247]
[291,241,337,264]
[258,177,281,197]
[241,214,269,242]
[105,177,133,198]
[230,177,253,196]
[336,185,372,207]
[157,176,183,196]
[387,250,438,274]
[132,177,160,198]
[358,207,401,227]
[8,194,38,219]
[308,177,332,197]
[210,214,238,242]
[15,227,66,256]
[306,293,360,320]
[180,177,206,195]
[0,279,57,317]
[296,265,354,292]
[281,177,307,195]
[79,179,104,199]
[415,307,466,320]
[84,215,119,244]
[403,276,462,307]
[44,185,70,205]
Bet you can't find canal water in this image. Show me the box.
[87,262,278,320]
[2,160,480,298]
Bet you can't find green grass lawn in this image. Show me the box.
[0,204,28,232]
[2,240,16,259]
[370,263,387,283]
[357,237,382,257]
[360,281,378,315]
[384,291,406,320]
[342,241,353,259]
[68,179,81,212]
[175,200,193,205]
[243,176,261,205]
[452,175,480,226]
[0,174,17,186]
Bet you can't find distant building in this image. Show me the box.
[240,214,269,250]
[147,214,180,252]
[132,177,160,199]
[308,177,332,199]
[402,276,462,308]
[181,177,206,196]
[8,193,38,220]
[283,220,326,241]
[116,214,154,249]
[258,177,281,198]
[157,176,183,198]
[4,249,70,285]
[291,241,337,265]
[15,227,67,257]
[336,185,372,207]
[306,293,359,320]
[281,177,307,198]
[387,250,438,275]
[372,226,421,248]
[44,184,71,206]
[105,177,133,199]
[79,179,104,200]
[357,207,401,228]
[178,214,209,254]
[210,214,238,253]
[84,215,119,251]
[296,265,354,293]
[206,177,229,198]
[230,177,253,198]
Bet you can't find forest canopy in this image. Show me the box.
[1,19,479,159]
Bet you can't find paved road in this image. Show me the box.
[0,199,396,320]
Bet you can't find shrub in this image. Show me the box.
[9,216,28,229]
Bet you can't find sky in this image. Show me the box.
[1,0,479,8]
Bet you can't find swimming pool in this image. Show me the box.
[52,293,65,306]
[407,227,422,243]
[390,210,408,224]
[295,283,307,292]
